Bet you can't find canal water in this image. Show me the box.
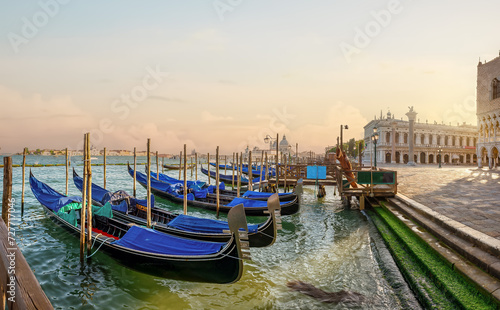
[3,155,410,309]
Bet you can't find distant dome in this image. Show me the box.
[279,135,289,147]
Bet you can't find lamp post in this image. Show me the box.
[372,127,379,168]
[264,135,277,150]
[438,146,442,168]
[340,125,349,151]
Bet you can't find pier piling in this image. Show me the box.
[133,147,137,197]
[146,139,151,228]
[2,157,12,226]
[183,145,188,215]
[216,146,220,218]
[21,148,26,213]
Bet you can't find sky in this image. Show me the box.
[0,0,498,154]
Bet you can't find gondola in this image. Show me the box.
[201,166,261,186]
[73,169,279,247]
[163,164,194,170]
[30,171,248,284]
[129,165,299,216]
[209,162,275,177]
[149,169,299,202]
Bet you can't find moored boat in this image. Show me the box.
[129,165,299,216]
[30,171,249,283]
[73,169,279,247]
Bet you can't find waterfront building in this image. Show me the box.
[477,55,500,168]
[363,111,477,165]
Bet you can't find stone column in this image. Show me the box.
[406,109,417,166]
[391,122,397,163]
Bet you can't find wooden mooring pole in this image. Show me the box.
[195,153,198,181]
[147,139,152,228]
[276,133,279,191]
[238,152,242,197]
[103,147,107,189]
[2,157,12,226]
[21,148,26,213]
[65,148,69,196]
[248,150,252,191]
[80,134,87,263]
[232,152,235,190]
[207,153,210,185]
[183,144,188,215]
[236,153,241,197]
[133,147,137,197]
[156,151,159,180]
[86,134,93,257]
[178,151,182,180]
[1,159,53,307]
[259,151,264,192]
[216,146,220,218]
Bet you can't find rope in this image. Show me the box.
[86,236,116,259]
[256,230,275,239]
[220,252,249,261]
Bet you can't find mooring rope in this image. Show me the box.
[86,235,116,259]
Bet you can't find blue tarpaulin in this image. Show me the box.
[150,171,206,190]
[226,197,288,208]
[242,191,290,199]
[112,226,225,256]
[168,214,258,234]
[30,174,82,212]
[307,166,327,180]
[74,172,152,213]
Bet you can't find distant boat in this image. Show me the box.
[30,172,248,284]
[128,165,299,216]
[163,163,194,170]
[149,169,298,202]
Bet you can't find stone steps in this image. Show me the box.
[384,194,500,303]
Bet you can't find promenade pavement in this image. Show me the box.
[377,163,500,240]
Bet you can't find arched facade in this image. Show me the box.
[363,116,477,166]
[477,57,500,168]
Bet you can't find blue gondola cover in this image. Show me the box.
[168,214,258,234]
[112,226,226,255]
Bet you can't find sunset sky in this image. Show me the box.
[1,0,498,154]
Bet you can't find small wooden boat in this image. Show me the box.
[163,164,194,170]
[129,165,299,216]
[30,172,249,284]
[73,169,279,247]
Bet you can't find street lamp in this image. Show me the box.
[438,146,442,168]
[372,127,379,168]
[264,135,277,148]
[340,125,349,151]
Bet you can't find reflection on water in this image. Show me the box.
[1,155,405,309]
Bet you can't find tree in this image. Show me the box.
[348,138,356,157]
